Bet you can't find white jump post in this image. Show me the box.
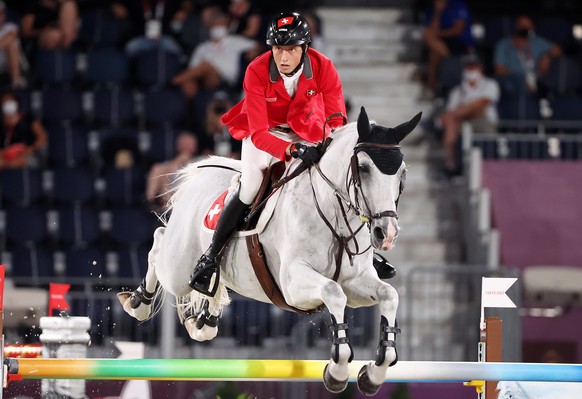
[39,316,91,399]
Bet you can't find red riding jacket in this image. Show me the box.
[221,48,347,160]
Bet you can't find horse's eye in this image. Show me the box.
[358,164,370,174]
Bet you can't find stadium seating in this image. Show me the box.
[93,86,135,128]
[135,49,182,88]
[47,125,89,167]
[34,49,76,85]
[51,167,96,205]
[57,205,101,248]
[0,168,44,207]
[87,48,129,85]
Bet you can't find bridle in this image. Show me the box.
[349,142,401,223]
[309,137,403,269]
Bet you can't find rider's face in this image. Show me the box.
[272,45,303,75]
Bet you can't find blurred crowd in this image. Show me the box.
[418,0,582,176]
[0,0,324,208]
[0,1,326,319]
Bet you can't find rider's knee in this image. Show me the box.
[239,181,260,205]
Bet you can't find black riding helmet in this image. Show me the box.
[266,12,312,47]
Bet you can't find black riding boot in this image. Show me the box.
[189,190,248,296]
[373,252,396,279]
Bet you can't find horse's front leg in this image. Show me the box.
[282,265,353,394]
[343,273,400,396]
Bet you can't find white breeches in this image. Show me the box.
[239,129,303,205]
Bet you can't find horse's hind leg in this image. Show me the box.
[344,276,400,396]
[117,227,164,321]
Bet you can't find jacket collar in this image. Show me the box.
[269,52,313,83]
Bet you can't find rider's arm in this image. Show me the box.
[243,65,292,161]
[318,56,348,131]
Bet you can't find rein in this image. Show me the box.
[309,142,401,270]
[244,113,344,223]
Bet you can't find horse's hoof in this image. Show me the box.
[117,292,151,321]
[357,364,382,396]
[323,364,348,394]
[184,316,218,341]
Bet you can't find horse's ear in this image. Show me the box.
[393,112,422,143]
[357,106,372,141]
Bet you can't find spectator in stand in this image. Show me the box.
[422,0,474,99]
[227,0,261,40]
[101,134,140,169]
[0,90,47,169]
[146,131,199,210]
[21,0,79,49]
[198,91,240,158]
[171,11,260,98]
[0,1,24,87]
[439,54,499,177]
[124,0,188,58]
[494,15,561,95]
[77,0,131,27]
[303,11,326,53]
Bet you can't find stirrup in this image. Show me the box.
[373,253,396,279]
[189,256,221,297]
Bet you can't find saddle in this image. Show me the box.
[242,161,319,315]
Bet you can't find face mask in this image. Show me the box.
[2,100,18,115]
[463,70,482,83]
[515,28,531,38]
[210,26,228,41]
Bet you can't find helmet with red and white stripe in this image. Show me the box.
[266,12,311,47]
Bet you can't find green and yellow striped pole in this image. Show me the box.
[7,358,328,381]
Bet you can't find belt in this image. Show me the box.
[273,125,295,134]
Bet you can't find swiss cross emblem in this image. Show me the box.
[277,16,295,28]
[203,190,229,230]
[307,89,317,96]
[208,204,221,221]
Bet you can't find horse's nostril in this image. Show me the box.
[373,227,384,241]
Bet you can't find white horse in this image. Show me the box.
[118,107,420,395]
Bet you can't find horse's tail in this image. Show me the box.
[176,283,231,324]
[158,156,241,225]
[145,282,167,321]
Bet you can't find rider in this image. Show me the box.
[189,12,395,296]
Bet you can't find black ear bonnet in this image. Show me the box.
[356,107,422,175]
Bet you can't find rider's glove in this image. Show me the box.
[289,143,321,166]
